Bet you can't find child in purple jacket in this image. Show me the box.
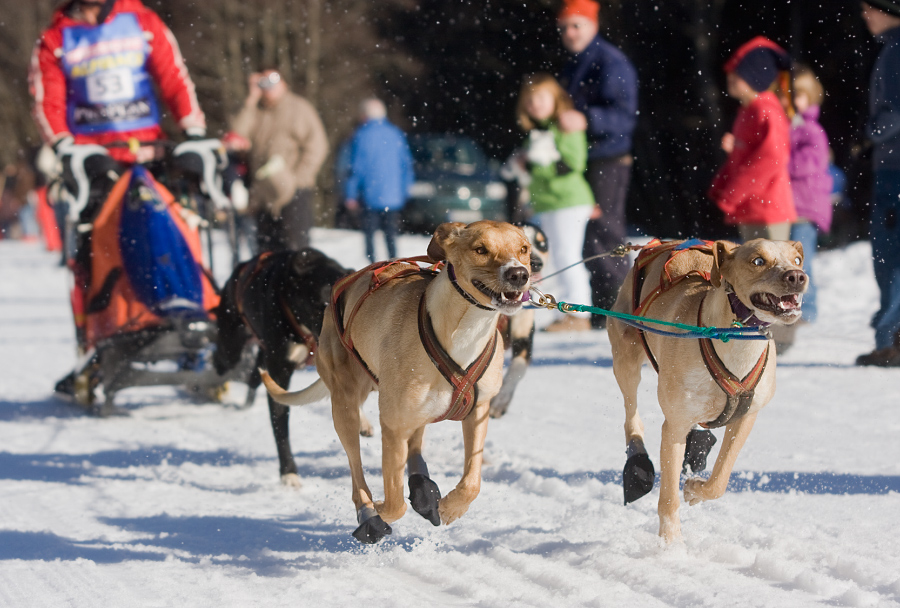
[788,64,833,325]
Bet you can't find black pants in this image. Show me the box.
[256,189,314,253]
[583,156,632,327]
[362,207,400,263]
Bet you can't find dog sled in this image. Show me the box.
[52,139,255,415]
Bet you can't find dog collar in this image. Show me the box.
[447,264,496,311]
[726,290,770,328]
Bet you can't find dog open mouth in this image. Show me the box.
[472,279,526,309]
[750,292,803,317]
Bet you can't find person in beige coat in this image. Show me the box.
[230,68,329,252]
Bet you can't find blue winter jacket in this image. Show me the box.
[559,35,638,160]
[868,26,900,172]
[344,118,414,211]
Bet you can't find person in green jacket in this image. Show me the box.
[516,72,595,331]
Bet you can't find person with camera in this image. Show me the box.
[230,68,329,253]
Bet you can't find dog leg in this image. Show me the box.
[331,385,389,543]
[267,358,300,487]
[490,357,527,418]
[684,412,758,506]
[657,419,690,543]
[406,426,441,526]
[439,400,489,525]
[376,425,409,524]
[490,320,533,418]
[612,328,654,504]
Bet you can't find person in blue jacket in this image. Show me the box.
[857,0,900,366]
[557,0,639,329]
[344,98,414,263]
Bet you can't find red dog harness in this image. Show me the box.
[330,257,498,423]
[630,239,769,428]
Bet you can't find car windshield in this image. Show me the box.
[410,136,485,176]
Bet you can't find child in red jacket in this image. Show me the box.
[708,37,797,241]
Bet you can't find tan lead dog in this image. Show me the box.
[607,238,807,543]
[263,221,532,543]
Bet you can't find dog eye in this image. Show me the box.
[520,245,528,254]
[794,256,801,265]
[752,257,765,267]
[474,246,488,255]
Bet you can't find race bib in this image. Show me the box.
[86,68,136,103]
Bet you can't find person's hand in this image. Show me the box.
[344,199,360,211]
[590,204,603,220]
[558,109,588,133]
[721,132,735,154]
[246,73,263,105]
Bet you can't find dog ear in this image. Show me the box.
[711,240,736,288]
[789,240,804,266]
[427,222,466,261]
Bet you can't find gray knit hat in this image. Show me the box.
[866,0,900,18]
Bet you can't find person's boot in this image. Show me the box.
[855,346,900,367]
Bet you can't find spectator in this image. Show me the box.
[343,98,414,263]
[231,68,329,253]
[516,73,595,332]
[556,0,639,330]
[708,37,796,242]
[787,63,833,325]
[857,1,900,366]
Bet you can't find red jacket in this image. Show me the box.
[29,0,205,160]
[708,91,796,226]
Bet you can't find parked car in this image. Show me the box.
[402,133,508,233]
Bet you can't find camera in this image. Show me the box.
[257,72,281,91]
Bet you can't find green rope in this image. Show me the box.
[555,301,768,342]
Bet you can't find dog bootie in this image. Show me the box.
[408,473,442,526]
[352,515,393,544]
[623,453,655,505]
[682,428,717,474]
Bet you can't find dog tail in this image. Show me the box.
[260,370,330,406]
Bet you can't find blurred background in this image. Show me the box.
[0,0,876,242]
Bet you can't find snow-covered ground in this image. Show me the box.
[1,229,898,607]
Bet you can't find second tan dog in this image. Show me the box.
[263,221,532,543]
[607,238,807,543]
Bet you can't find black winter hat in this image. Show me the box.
[866,0,900,17]
[725,37,791,93]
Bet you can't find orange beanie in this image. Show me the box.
[558,0,600,22]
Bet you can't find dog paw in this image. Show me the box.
[683,477,706,506]
[489,395,511,419]
[280,473,302,488]
[352,515,392,544]
[408,474,442,526]
[682,428,717,474]
[623,453,655,505]
[438,490,472,525]
[358,410,374,437]
[658,516,683,544]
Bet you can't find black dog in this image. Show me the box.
[214,248,355,486]
[490,223,549,418]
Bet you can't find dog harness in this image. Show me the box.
[234,252,317,365]
[630,239,770,428]
[330,257,499,423]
